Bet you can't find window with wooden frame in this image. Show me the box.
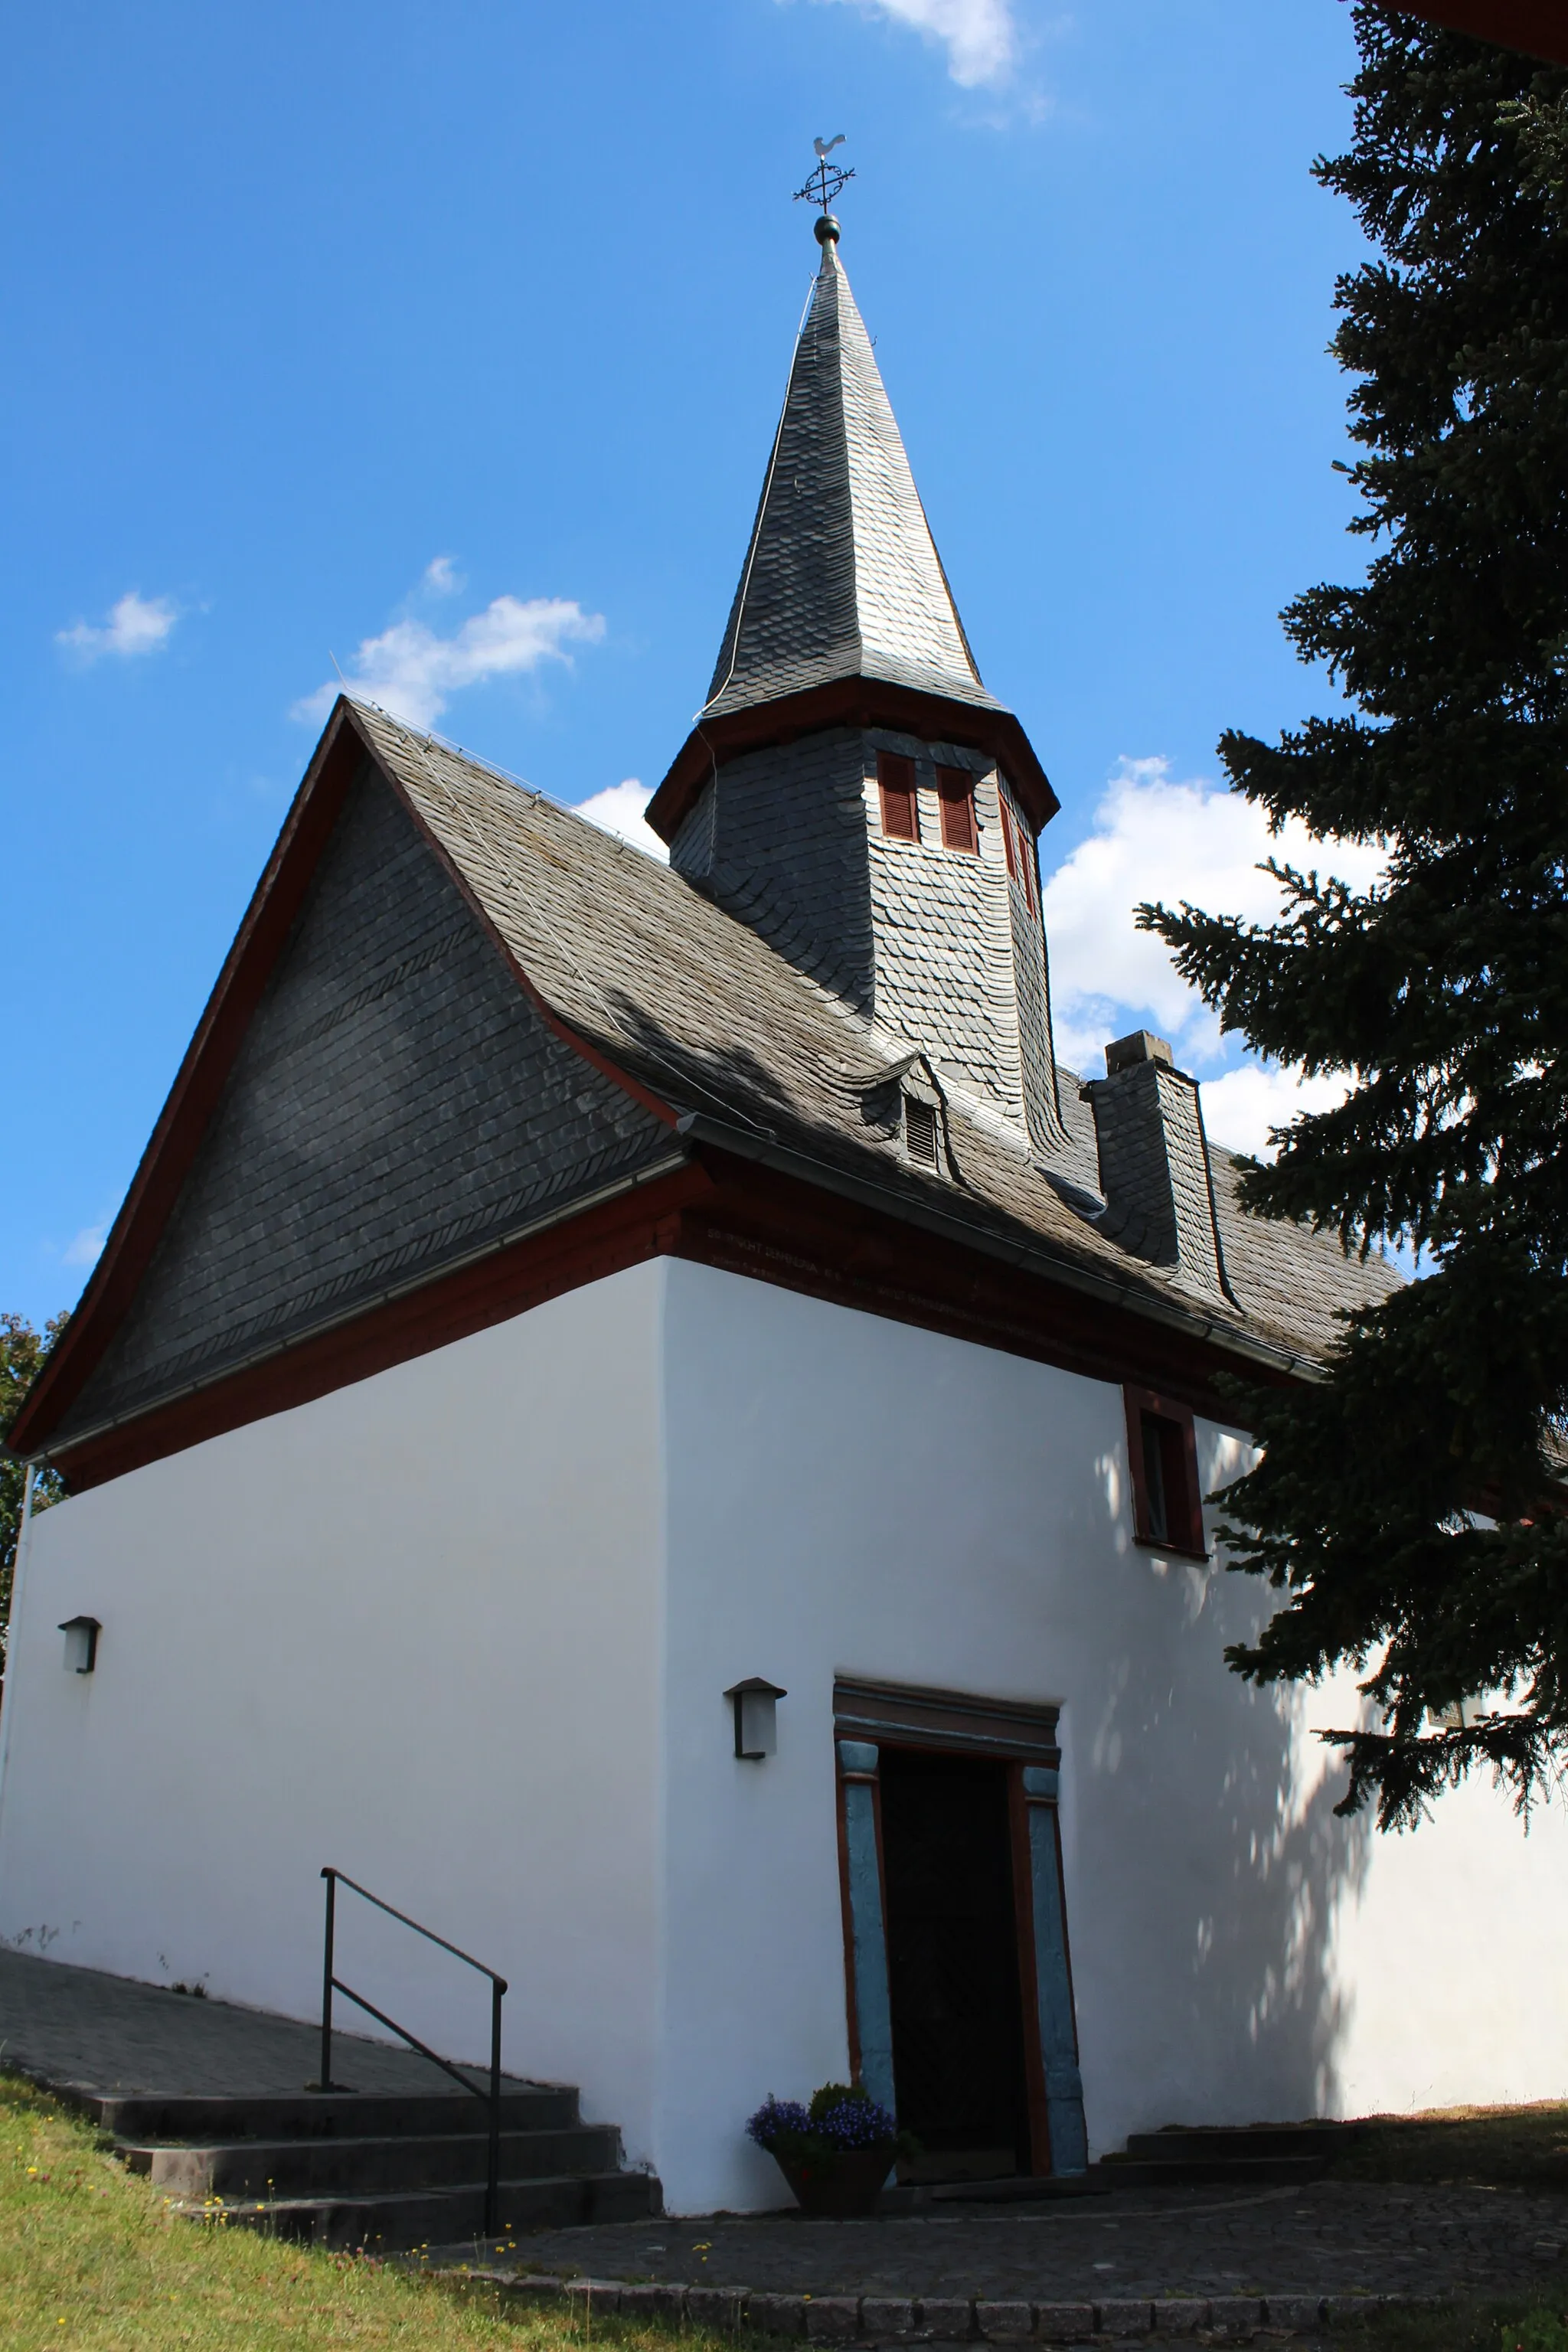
[877,751,920,842]
[936,766,978,854]
[1124,1387,1207,1557]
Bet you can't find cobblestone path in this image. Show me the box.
[499,2180,1568,2305]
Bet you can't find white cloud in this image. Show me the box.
[57,591,178,663]
[573,778,668,862]
[423,555,462,596]
[815,0,1017,85]
[293,582,606,731]
[1040,756,1387,1158]
[1195,1063,1357,1164]
[63,1220,108,1269]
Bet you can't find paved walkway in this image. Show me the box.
[5,1948,1566,2321]
[472,2179,1568,2310]
[0,1947,535,2100]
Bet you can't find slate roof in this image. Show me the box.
[702,229,1002,722]
[356,702,1400,1377]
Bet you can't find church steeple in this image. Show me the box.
[704,216,999,722]
[648,202,1067,1158]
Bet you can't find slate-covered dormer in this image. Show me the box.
[648,212,1066,1156]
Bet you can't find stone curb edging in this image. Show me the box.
[458,2273,1420,2341]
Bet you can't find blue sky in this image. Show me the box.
[4,0,1378,1331]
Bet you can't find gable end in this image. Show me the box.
[48,756,675,1454]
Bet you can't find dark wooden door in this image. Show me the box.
[877,1746,1028,2179]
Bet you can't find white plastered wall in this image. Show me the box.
[655,1259,1568,2213]
[5,1252,1567,2220]
[0,1262,668,2173]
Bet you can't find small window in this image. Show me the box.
[999,789,1038,913]
[877,752,920,842]
[936,766,978,854]
[1125,1387,1205,1556]
[904,1096,939,1167]
[998,794,1019,881]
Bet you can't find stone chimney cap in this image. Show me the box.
[1105,1031,1174,1077]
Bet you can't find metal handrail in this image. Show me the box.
[312,1867,508,2238]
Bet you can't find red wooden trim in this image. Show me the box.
[44,1140,1276,1494]
[648,678,1059,844]
[47,1165,713,1489]
[1008,1762,1052,2177]
[1124,1383,1209,1558]
[1390,0,1568,62]
[936,766,978,854]
[681,1154,1273,1426]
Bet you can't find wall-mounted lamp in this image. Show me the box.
[59,1616,100,1675]
[725,1677,786,1761]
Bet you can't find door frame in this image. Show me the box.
[833,1676,1087,2178]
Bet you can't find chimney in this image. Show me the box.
[1088,1033,1234,1305]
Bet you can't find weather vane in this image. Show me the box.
[793,134,854,214]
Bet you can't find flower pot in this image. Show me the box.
[773,2145,893,2219]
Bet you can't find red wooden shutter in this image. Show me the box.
[877,752,920,841]
[1006,780,1044,907]
[998,795,1018,880]
[936,766,978,853]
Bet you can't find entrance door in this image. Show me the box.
[877,1746,1029,2180]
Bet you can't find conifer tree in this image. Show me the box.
[1,1313,67,1671]
[1142,8,1568,1828]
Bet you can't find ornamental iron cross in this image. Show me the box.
[794,135,854,214]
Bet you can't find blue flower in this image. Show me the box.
[746,2097,812,2149]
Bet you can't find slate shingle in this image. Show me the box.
[58,762,674,1438]
[704,236,1001,722]
[358,706,1398,1374]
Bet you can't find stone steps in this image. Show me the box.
[93,2079,658,2248]
[1095,2121,1365,2192]
[121,2122,625,2199]
[78,2086,580,2143]
[1123,2124,1364,2163]
[172,2168,658,2249]
[910,2120,1365,2203]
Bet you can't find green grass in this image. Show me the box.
[8,2070,1568,2352]
[1329,2103,1568,2194]
[1344,2300,1568,2352]
[0,2071,717,2350]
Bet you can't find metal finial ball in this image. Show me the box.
[815,213,841,246]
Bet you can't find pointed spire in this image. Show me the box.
[703,218,1002,721]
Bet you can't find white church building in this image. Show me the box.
[5,210,1566,2216]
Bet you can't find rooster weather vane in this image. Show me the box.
[793,133,854,214]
